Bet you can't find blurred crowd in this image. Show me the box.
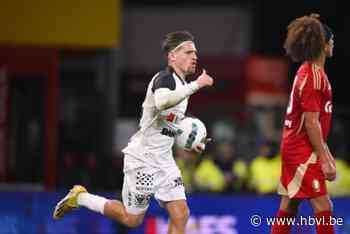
[56,115,350,197]
[175,140,350,197]
[56,138,350,197]
[5,91,349,197]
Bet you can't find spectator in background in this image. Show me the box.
[211,119,236,143]
[194,149,225,193]
[194,141,248,192]
[249,141,280,194]
[175,148,197,192]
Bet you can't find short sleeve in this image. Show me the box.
[299,70,322,112]
[151,71,176,92]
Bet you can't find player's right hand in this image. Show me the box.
[193,138,212,154]
[321,158,337,181]
[196,69,214,88]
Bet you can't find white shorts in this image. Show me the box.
[122,157,186,215]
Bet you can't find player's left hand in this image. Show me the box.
[321,159,337,181]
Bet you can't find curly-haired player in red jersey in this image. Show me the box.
[270,14,336,234]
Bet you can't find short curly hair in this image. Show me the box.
[284,14,332,62]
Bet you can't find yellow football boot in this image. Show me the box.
[53,185,87,220]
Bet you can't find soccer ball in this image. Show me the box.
[175,117,207,151]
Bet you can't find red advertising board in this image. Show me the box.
[245,56,289,106]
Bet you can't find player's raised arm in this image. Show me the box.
[154,69,213,111]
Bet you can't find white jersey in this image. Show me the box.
[122,67,193,169]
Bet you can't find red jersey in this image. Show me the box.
[281,63,332,164]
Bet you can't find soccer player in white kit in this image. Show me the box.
[53,31,214,234]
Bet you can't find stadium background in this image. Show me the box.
[0,0,349,233]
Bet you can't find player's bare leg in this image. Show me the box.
[309,194,333,213]
[270,196,301,234]
[104,200,145,228]
[164,199,189,234]
[53,185,144,228]
[310,195,335,234]
[279,196,302,214]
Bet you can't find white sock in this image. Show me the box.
[77,192,109,215]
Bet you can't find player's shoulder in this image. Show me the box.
[294,63,309,86]
[298,63,323,76]
[296,63,311,77]
[296,63,323,90]
[156,67,173,80]
[151,67,176,92]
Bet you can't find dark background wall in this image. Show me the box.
[125,0,347,106]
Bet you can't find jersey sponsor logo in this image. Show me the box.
[160,125,183,138]
[284,119,292,128]
[324,101,332,113]
[161,128,178,137]
[312,179,320,193]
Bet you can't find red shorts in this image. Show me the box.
[278,153,327,198]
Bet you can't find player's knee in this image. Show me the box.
[181,205,190,222]
[311,196,334,213]
[170,205,190,226]
[322,199,333,212]
[124,215,144,228]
